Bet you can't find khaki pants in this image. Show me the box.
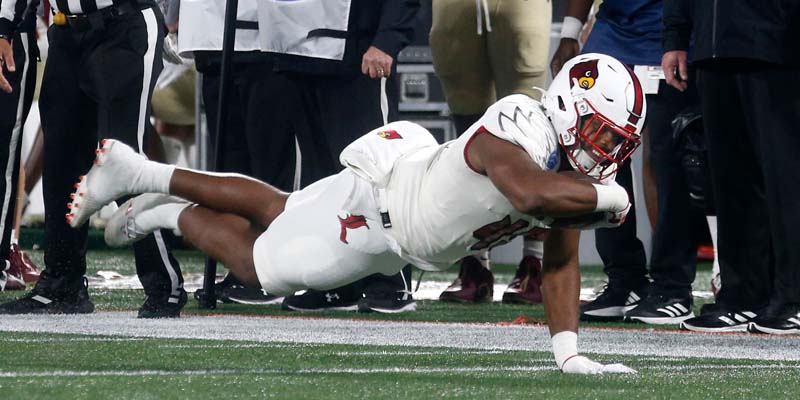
[430,0,552,115]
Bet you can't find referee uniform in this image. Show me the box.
[0,0,186,317]
[0,0,38,290]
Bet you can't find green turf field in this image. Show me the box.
[1,332,798,400]
[1,249,797,399]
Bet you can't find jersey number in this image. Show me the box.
[470,215,530,251]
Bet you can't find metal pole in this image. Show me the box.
[198,0,239,309]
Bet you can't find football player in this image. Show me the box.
[66,53,645,374]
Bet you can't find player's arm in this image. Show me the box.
[550,0,593,76]
[542,223,636,374]
[466,131,627,219]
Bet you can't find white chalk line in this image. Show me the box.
[0,364,798,379]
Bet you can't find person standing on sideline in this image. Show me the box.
[261,0,422,314]
[0,0,186,318]
[663,0,800,334]
[430,0,553,305]
[552,0,705,325]
[0,0,42,292]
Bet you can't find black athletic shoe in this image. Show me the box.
[0,278,94,314]
[580,284,648,322]
[680,308,758,333]
[223,285,284,305]
[138,289,188,318]
[358,291,417,313]
[281,289,359,312]
[624,294,694,325]
[193,274,238,304]
[748,304,800,335]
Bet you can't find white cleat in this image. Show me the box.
[67,139,146,228]
[105,193,187,247]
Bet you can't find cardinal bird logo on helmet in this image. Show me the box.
[569,59,600,90]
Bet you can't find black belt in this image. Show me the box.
[57,2,139,32]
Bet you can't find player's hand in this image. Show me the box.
[550,38,580,77]
[662,50,689,92]
[561,355,637,374]
[0,37,16,94]
[583,202,631,230]
[162,32,185,65]
[361,46,393,80]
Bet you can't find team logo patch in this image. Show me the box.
[377,130,402,140]
[569,59,600,90]
[338,214,369,244]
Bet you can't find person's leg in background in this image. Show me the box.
[580,158,650,321]
[93,7,186,318]
[681,62,771,332]
[0,30,39,291]
[743,64,800,334]
[491,0,551,305]
[286,71,416,313]
[0,24,99,314]
[624,79,702,325]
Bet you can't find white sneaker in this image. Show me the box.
[104,193,187,247]
[67,139,146,228]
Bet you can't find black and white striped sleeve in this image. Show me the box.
[0,0,30,37]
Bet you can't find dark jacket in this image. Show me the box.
[662,0,800,65]
[270,0,420,75]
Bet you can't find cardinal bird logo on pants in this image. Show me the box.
[377,130,402,140]
[339,214,369,244]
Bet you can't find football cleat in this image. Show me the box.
[8,243,41,283]
[282,289,360,312]
[502,255,543,304]
[138,289,188,318]
[67,139,146,228]
[0,262,26,291]
[580,284,648,322]
[624,294,694,325]
[358,290,417,313]
[680,308,758,333]
[105,194,187,247]
[439,256,494,303]
[223,285,284,305]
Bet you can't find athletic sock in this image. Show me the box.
[133,160,176,194]
[136,202,191,235]
[522,237,544,260]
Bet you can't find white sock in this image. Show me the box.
[137,202,192,235]
[552,331,579,369]
[133,160,176,194]
[523,238,544,260]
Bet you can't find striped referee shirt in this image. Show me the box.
[1,0,151,36]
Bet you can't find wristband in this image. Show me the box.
[592,183,629,213]
[552,331,579,369]
[560,16,583,40]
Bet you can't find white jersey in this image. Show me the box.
[384,95,562,271]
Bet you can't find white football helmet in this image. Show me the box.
[541,53,646,181]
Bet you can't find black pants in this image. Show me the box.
[38,6,183,299]
[290,71,411,296]
[594,159,649,290]
[697,61,800,310]
[0,30,37,262]
[647,80,703,296]
[197,53,297,192]
[597,79,703,296]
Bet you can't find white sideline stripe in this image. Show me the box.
[0,366,555,378]
[0,32,30,245]
[2,364,798,379]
